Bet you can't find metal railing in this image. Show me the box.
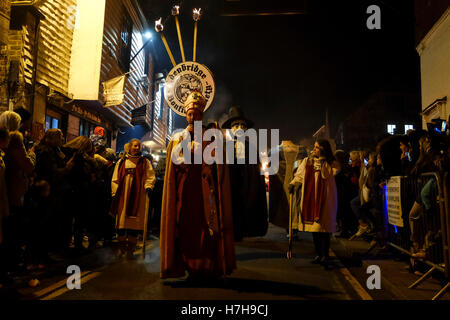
[385,172,450,300]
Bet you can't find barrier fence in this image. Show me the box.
[385,172,450,300]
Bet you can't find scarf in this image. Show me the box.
[301,158,327,224]
[111,156,147,217]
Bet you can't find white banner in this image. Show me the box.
[386,176,404,227]
[68,0,106,100]
[103,75,126,107]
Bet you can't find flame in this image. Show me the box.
[193,8,202,21]
[171,5,180,16]
[155,18,163,32]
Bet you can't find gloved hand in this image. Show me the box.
[288,184,295,194]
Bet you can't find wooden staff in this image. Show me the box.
[287,192,293,259]
[142,191,150,259]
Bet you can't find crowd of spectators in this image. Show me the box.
[0,109,162,289]
[334,124,450,258]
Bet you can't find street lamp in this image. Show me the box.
[144,32,152,40]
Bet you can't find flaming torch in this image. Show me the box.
[192,8,201,62]
[172,5,186,62]
[154,18,176,67]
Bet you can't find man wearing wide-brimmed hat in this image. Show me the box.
[222,106,268,241]
[160,91,236,280]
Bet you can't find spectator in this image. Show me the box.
[62,136,97,253]
[334,150,357,238]
[0,126,10,245]
[25,180,52,269]
[350,152,378,239]
[409,134,442,258]
[34,129,72,252]
[13,107,33,151]
[399,135,414,175]
[349,151,361,186]
[0,111,35,271]
[0,126,10,287]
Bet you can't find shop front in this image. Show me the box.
[45,98,115,147]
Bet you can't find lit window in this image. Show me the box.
[387,124,396,135]
[45,115,60,131]
[167,109,173,134]
[154,83,164,120]
[404,124,414,133]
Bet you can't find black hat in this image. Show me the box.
[221,106,254,129]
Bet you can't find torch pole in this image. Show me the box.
[193,21,198,62]
[160,33,177,67]
[174,16,186,62]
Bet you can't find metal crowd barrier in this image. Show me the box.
[385,172,450,300]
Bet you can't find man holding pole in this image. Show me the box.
[160,90,236,280]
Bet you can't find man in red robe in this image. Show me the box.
[160,91,236,280]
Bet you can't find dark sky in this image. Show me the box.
[139,0,421,142]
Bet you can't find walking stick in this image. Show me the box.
[142,194,150,260]
[287,192,293,259]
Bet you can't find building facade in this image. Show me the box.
[0,0,171,154]
[335,91,421,151]
[0,0,11,112]
[415,1,450,128]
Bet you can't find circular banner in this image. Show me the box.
[164,61,215,116]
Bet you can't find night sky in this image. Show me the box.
[139,0,421,142]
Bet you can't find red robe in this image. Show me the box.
[160,130,236,279]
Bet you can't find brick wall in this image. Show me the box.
[0,0,11,45]
[1,10,38,111]
[0,43,8,111]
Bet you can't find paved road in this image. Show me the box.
[15,224,370,300]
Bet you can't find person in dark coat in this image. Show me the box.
[334,150,357,238]
[222,106,268,241]
[34,129,72,252]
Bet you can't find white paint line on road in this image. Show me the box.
[34,241,156,300]
[329,249,373,300]
[33,271,91,299]
[40,272,102,300]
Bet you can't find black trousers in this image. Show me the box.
[312,232,331,258]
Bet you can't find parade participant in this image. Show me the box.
[160,90,236,280]
[222,106,268,241]
[289,139,339,267]
[269,140,302,231]
[111,139,155,259]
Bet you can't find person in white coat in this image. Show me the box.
[289,139,339,266]
[111,139,156,258]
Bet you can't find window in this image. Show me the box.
[167,109,173,134]
[45,115,60,131]
[119,11,132,72]
[154,82,164,120]
[79,119,94,137]
[387,124,396,135]
[404,124,414,133]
